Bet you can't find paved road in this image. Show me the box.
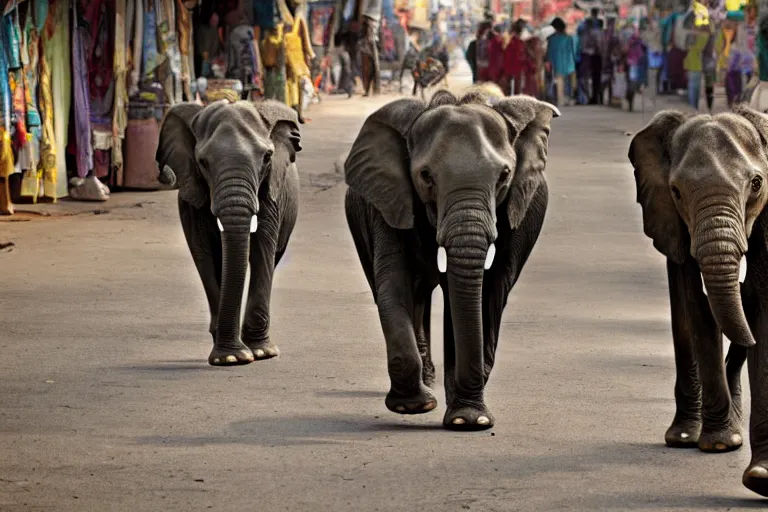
[1,88,765,511]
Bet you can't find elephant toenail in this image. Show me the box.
[424,402,436,411]
[680,433,689,439]
[452,418,466,425]
[715,443,727,450]
[255,349,265,358]
[477,416,490,425]
[732,434,743,445]
[213,358,221,364]
[225,355,237,363]
[747,466,768,478]
[395,405,406,412]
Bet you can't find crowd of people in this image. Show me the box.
[460,4,759,114]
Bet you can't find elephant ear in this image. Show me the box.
[344,98,425,230]
[734,104,768,146]
[156,103,208,208]
[492,96,560,230]
[256,100,303,202]
[628,110,690,264]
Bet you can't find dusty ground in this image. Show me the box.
[1,74,766,511]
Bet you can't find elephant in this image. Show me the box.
[343,90,559,430]
[628,105,768,496]
[156,99,302,366]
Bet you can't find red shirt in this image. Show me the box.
[504,35,526,76]
[487,34,506,82]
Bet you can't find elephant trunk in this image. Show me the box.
[694,212,755,348]
[439,197,496,402]
[213,178,258,349]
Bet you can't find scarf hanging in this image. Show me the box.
[113,0,128,180]
[72,0,93,178]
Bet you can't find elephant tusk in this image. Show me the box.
[485,243,496,270]
[437,246,447,273]
[739,255,747,284]
[250,215,258,233]
[217,218,224,232]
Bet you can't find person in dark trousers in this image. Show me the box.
[333,33,354,98]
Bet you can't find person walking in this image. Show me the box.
[466,22,491,84]
[546,17,576,107]
[503,19,526,95]
[684,23,712,111]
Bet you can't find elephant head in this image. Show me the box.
[156,100,301,348]
[345,91,558,369]
[629,106,768,348]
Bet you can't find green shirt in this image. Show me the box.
[684,32,710,71]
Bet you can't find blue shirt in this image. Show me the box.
[547,33,576,76]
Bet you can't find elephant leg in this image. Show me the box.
[178,199,223,343]
[241,209,281,360]
[415,293,436,388]
[665,259,703,447]
[668,259,742,452]
[346,191,436,414]
[743,286,768,496]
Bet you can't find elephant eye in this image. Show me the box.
[498,166,511,185]
[670,185,681,200]
[752,176,763,192]
[198,157,210,170]
[263,151,273,165]
[419,168,434,187]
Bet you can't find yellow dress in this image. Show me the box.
[279,0,314,108]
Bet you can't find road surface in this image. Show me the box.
[1,85,764,511]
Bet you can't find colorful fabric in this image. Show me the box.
[38,31,57,197]
[113,0,128,180]
[142,2,157,80]
[175,0,193,100]
[47,0,71,198]
[72,0,93,178]
[21,8,41,131]
[78,0,114,121]
[129,0,143,96]
[308,3,333,47]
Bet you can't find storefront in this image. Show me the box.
[0,0,373,216]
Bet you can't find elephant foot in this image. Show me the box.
[743,464,768,497]
[443,403,494,431]
[208,344,255,366]
[244,339,280,361]
[385,385,438,415]
[664,419,701,448]
[698,426,743,453]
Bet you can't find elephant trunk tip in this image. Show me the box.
[159,165,177,188]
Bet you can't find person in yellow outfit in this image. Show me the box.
[278,0,314,123]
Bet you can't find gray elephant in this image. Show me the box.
[156,100,302,366]
[628,106,768,496]
[344,91,559,430]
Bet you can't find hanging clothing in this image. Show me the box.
[142,1,157,80]
[72,0,93,178]
[175,0,193,100]
[46,0,71,198]
[129,0,143,96]
[83,0,115,120]
[113,0,128,182]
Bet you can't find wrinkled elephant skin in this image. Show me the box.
[344,91,558,430]
[629,106,768,495]
[156,100,302,366]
